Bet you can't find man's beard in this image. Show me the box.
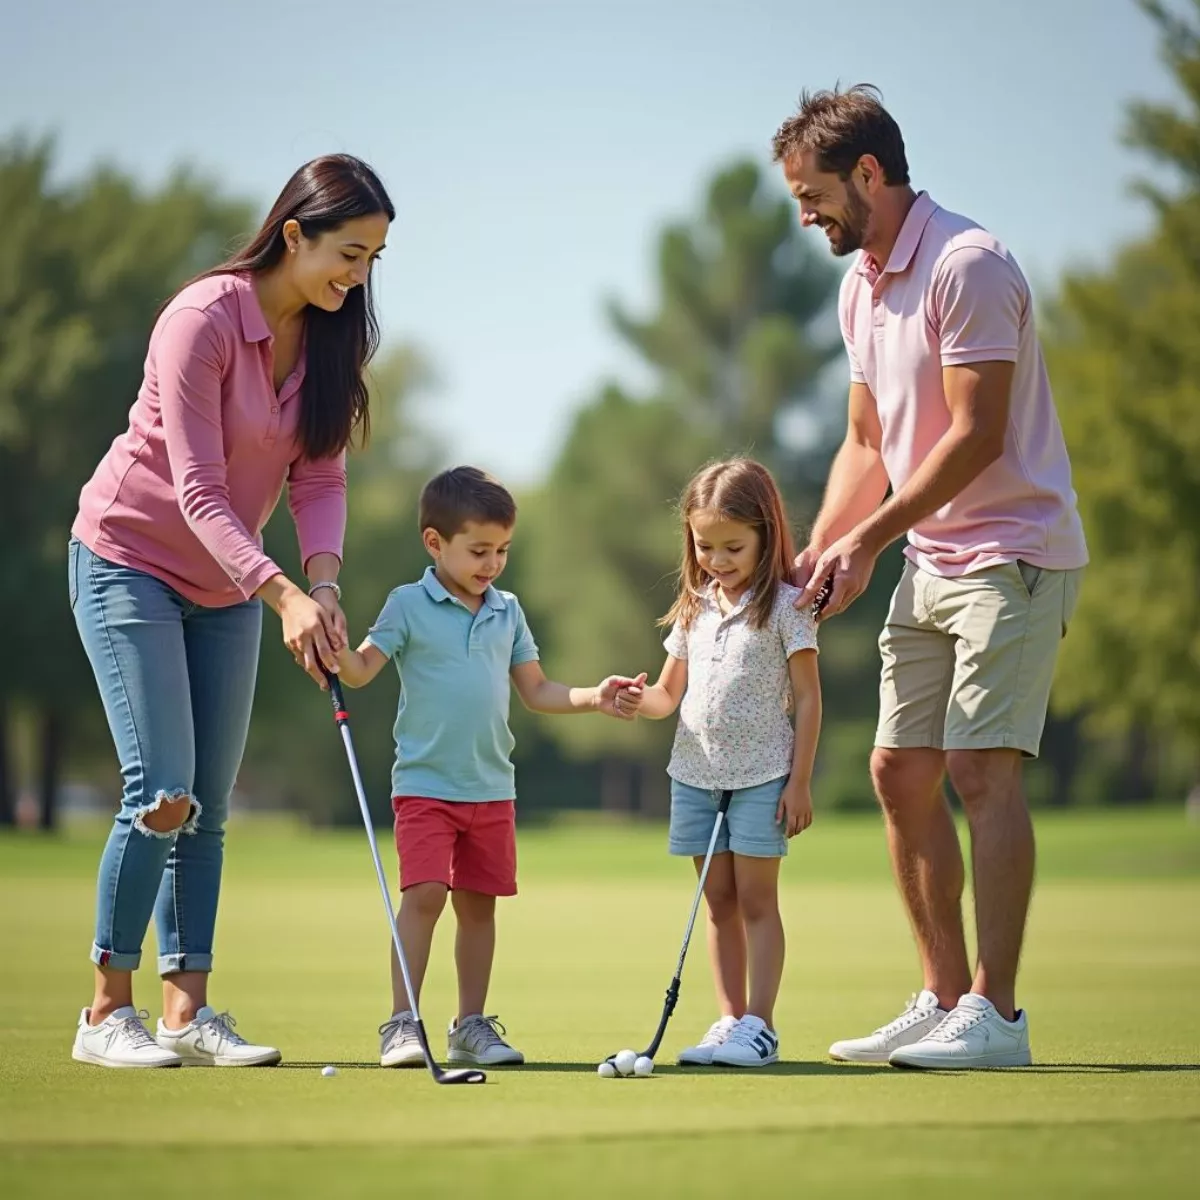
[826,186,870,257]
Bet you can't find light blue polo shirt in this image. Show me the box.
[365,567,540,802]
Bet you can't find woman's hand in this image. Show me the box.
[310,586,348,655]
[279,588,343,687]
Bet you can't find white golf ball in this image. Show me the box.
[321,1065,337,1078]
[633,1056,654,1077]
[613,1049,638,1077]
[597,1061,617,1078]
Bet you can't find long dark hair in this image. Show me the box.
[661,458,797,632]
[178,154,395,460]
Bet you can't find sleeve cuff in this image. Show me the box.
[237,557,283,601]
[940,348,1019,367]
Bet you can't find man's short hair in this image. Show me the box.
[772,83,910,185]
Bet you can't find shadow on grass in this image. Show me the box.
[275,1059,1200,1076]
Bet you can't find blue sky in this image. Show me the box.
[2,0,1178,482]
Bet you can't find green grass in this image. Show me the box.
[1,810,1198,1198]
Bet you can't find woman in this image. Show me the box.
[68,154,394,1067]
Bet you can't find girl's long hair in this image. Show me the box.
[169,153,395,461]
[661,458,796,632]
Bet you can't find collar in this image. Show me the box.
[706,579,754,616]
[855,190,938,280]
[232,272,272,344]
[421,566,504,611]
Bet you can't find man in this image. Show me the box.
[774,85,1087,1069]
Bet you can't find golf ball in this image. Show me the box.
[633,1056,654,1077]
[321,1065,337,1077]
[614,1049,638,1077]
[597,1061,617,1078]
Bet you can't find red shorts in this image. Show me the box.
[392,797,517,897]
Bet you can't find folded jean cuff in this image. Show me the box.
[90,944,141,971]
[158,952,213,975]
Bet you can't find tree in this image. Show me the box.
[0,138,252,827]
[242,343,440,825]
[519,160,843,813]
[1045,0,1200,792]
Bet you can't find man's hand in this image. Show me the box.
[795,531,881,620]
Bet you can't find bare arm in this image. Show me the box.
[808,381,891,554]
[855,361,1012,555]
[336,639,391,689]
[776,649,821,837]
[511,661,645,717]
[637,655,688,720]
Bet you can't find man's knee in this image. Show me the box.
[870,747,944,816]
[945,749,1022,809]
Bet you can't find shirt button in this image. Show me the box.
[271,405,279,413]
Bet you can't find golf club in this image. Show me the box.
[605,788,733,1068]
[321,667,486,1085]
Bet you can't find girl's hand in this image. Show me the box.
[776,781,814,838]
[280,589,342,687]
[598,672,647,720]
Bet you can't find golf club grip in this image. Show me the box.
[321,666,348,720]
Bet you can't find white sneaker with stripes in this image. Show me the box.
[711,1014,780,1067]
[677,1015,739,1065]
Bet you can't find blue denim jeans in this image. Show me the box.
[69,538,262,974]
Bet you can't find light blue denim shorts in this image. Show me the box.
[668,776,789,859]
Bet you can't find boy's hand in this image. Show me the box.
[776,780,814,838]
[597,672,647,720]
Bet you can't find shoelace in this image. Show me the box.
[461,1015,508,1048]
[197,1010,249,1049]
[378,1015,418,1050]
[926,1006,985,1044]
[698,1020,735,1047]
[725,1021,769,1048]
[872,994,934,1039]
[105,1009,158,1053]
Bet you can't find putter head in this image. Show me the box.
[435,1066,487,1084]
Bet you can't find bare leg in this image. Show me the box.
[89,966,134,1025]
[948,749,1032,1021]
[733,855,784,1029]
[871,747,971,1009]
[696,852,744,1017]
[392,882,448,1014]
[161,973,209,1028]
[451,890,496,1021]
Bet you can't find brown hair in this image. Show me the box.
[661,458,796,633]
[168,154,395,462]
[771,84,910,185]
[419,466,517,538]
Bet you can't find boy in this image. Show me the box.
[335,466,645,1066]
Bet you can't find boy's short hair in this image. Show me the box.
[419,466,517,538]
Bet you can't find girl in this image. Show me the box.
[637,458,821,1067]
[69,155,393,1068]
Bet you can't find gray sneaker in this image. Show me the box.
[447,1014,524,1066]
[379,1011,425,1068]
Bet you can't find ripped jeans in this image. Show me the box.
[69,539,262,974]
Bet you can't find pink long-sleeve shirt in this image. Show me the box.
[72,272,346,607]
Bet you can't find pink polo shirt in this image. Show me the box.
[72,273,346,607]
[839,192,1088,576]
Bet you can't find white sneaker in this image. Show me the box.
[73,1006,181,1069]
[155,1006,281,1067]
[380,1011,426,1068]
[828,989,947,1063]
[888,994,1032,1070]
[447,1014,524,1066]
[710,1014,780,1067]
[677,1016,739,1065]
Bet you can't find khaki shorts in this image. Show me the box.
[876,560,1083,758]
